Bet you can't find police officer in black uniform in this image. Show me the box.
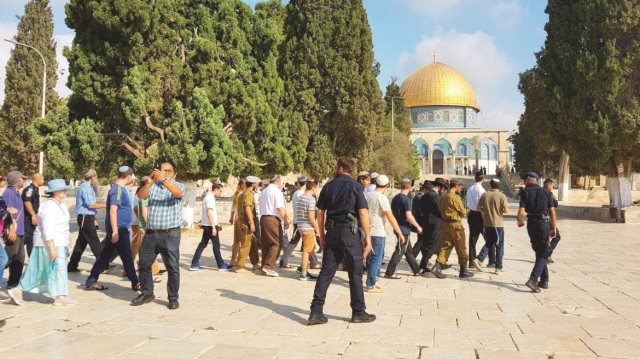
[308,158,376,325]
[22,173,44,257]
[516,172,557,293]
[543,178,561,268]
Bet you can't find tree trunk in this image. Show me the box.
[181,181,198,229]
[607,162,633,208]
[558,150,570,202]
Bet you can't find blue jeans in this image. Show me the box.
[0,243,7,284]
[140,228,181,300]
[477,227,504,269]
[191,226,225,267]
[365,236,385,288]
[86,228,139,289]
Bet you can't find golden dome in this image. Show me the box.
[400,61,479,111]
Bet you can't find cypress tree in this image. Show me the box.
[0,0,59,173]
[279,0,385,178]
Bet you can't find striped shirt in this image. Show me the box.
[146,180,186,230]
[295,194,316,231]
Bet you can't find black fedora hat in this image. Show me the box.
[431,177,447,188]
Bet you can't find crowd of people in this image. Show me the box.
[0,158,560,327]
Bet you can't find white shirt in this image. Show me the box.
[366,191,391,237]
[260,184,285,220]
[201,192,218,227]
[291,189,305,224]
[33,198,70,247]
[466,182,485,211]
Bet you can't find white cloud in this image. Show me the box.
[0,22,19,106]
[490,0,525,31]
[54,33,73,99]
[395,29,521,130]
[399,0,480,17]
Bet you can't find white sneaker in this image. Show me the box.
[261,269,279,277]
[7,288,24,306]
[53,297,79,306]
[472,259,484,272]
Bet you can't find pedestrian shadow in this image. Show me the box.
[465,277,528,292]
[66,272,141,302]
[217,288,346,324]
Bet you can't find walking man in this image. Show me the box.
[190,183,229,271]
[474,179,508,274]
[259,176,290,277]
[68,169,107,273]
[2,171,28,288]
[85,166,140,291]
[385,178,421,278]
[434,179,474,279]
[280,175,313,268]
[411,181,430,261]
[309,158,375,325]
[365,174,404,291]
[516,172,556,293]
[297,181,320,281]
[419,178,446,275]
[132,162,186,309]
[467,172,492,271]
[543,179,561,268]
[235,176,261,273]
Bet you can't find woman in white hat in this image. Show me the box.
[8,179,78,306]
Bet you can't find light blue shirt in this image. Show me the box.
[76,181,97,216]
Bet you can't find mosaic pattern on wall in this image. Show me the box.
[411,106,478,129]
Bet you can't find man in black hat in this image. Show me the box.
[418,177,447,274]
[516,172,556,293]
[411,181,431,260]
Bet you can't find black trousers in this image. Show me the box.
[3,234,24,287]
[86,228,138,289]
[386,232,419,275]
[419,221,443,270]
[311,225,365,316]
[467,211,483,266]
[68,215,104,271]
[23,219,36,257]
[527,221,551,283]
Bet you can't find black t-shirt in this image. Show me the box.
[21,183,40,219]
[391,193,412,233]
[317,174,368,217]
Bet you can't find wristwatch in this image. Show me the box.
[160,178,167,184]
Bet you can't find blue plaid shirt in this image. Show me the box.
[146,180,186,230]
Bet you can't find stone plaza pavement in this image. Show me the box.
[1,202,640,359]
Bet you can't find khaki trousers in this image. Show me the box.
[237,222,259,268]
[437,222,468,267]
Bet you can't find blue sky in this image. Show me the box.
[1,0,548,131]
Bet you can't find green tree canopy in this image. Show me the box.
[0,0,59,173]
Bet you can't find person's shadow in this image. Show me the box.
[217,288,346,324]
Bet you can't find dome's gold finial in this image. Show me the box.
[433,48,437,62]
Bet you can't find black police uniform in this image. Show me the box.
[418,188,443,271]
[519,183,554,284]
[545,191,561,261]
[21,183,40,256]
[310,174,368,316]
[410,191,425,258]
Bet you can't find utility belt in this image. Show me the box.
[527,214,549,222]
[325,213,358,234]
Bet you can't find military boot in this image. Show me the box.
[459,266,474,278]
[432,263,446,279]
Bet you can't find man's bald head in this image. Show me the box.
[32,173,45,186]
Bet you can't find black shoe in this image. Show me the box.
[308,312,328,325]
[459,267,474,278]
[547,257,554,264]
[351,312,376,323]
[421,267,431,273]
[67,268,81,273]
[168,299,179,310]
[432,263,445,279]
[131,293,155,306]
[525,280,541,293]
[442,264,452,270]
[0,319,5,329]
[537,281,549,289]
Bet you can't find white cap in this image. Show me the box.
[377,175,389,186]
[246,176,260,184]
[370,172,380,179]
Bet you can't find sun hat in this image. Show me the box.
[45,179,72,194]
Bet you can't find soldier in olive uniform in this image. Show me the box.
[235,176,261,273]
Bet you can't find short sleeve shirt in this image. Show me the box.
[260,184,286,219]
[76,181,98,216]
[201,192,217,227]
[391,193,413,233]
[478,190,507,227]
[237,188,256,225]
[366,191,391,237]
[146,180,186,230]
[296,193,316,231]
[519,184,554,217]
[291,189,305,224]
[22,183,40,219]
[105,184,133,231]
[3,188,24,236]
[316,175,367,217]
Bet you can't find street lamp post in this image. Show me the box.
[4,39,46,174]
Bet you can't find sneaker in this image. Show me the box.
[308,312,328,325]
[189,265,203,271]
[472,259,484,272]
[53,297,79,306]
[7,288,24,306]
[299,272,318,281]
[351,312,376,323]
[494,267,503,274]
[525,280,541,293]
[537,281,549,289]
[296,266,302,274]
[261,269,279,277]
[218,263,230,271]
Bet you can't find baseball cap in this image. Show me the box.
[6,171,27,187]
[520,172,539,180]
[376,175,390,186]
